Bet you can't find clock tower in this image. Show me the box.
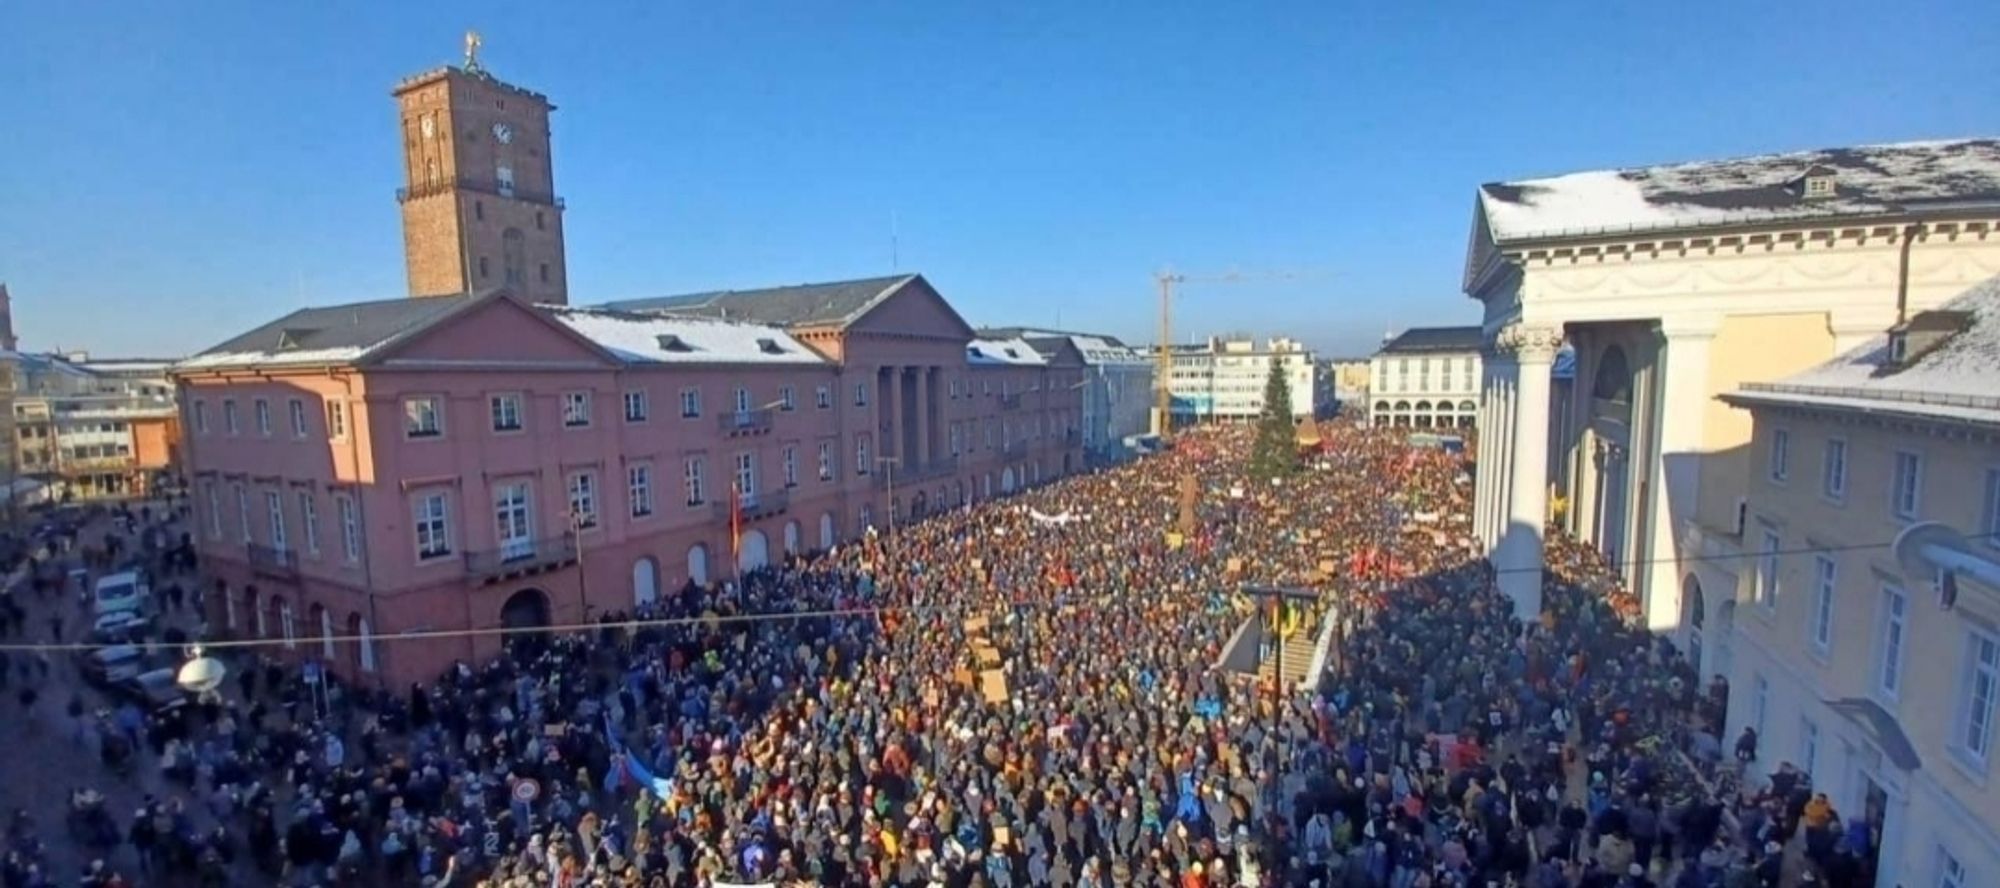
[393,37,569,304]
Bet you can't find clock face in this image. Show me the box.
[492,123,514,144]
[420,115,436,139]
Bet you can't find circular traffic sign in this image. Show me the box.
[512,779,540,804]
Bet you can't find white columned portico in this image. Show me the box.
[1474,357,1502,548]
[1641,320,1716,632]
[1491,324,1563,620]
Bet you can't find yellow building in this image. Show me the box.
[1463,138,2000,629]
[1717,275,2000,888]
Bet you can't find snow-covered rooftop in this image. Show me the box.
[1069,335,1150,366]
[543,307,826,366]
[1479,138,2000,244]
[967,338,1047,367]
[177,346,371,371]
[1725,274,2000,426]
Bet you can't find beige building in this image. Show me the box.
[1368,326,1483,428]
[1715,275,2000,888]
[1463,138,2000,626]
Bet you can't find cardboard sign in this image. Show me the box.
[979,670,1009,705]
[1318,559,1336,576]
[1226,558,1243,574]
[976,646,1001,668]
[954,668,974,689]
[963,616,989,635]
[1165,532,1184,550]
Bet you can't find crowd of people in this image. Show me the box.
[0,421,1874,887]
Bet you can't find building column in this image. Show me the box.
[882,365,902,464]
[1642,319,1716,634]
[1494,324,1562,621]
[913,367,932,469]
[1474,360,1497,548]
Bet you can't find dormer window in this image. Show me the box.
[276,328,317,350]
[1881,309,1972,372]
[755,338,784,355]
[655,334,694,352]
[1799,165,1837,201]
[1887,332,1909,365]
[968,347,985,359]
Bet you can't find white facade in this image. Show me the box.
[1165,336,1319,422]
[1368,327,1484,428]
[1463,138,2000,626]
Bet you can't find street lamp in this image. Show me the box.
[876,455,901,537]
[568,506,592,622]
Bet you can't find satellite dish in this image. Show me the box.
[1892,521,1970,580]
[176,644,227,694]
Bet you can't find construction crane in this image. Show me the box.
[1151,268,1317,437]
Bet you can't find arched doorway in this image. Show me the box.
[738,529,770,572]
[1032,461,1042,484]
[500,587,552,630]
[356,615,377,674]
[631,557,659,608]
[783,520,801,555]
[1712,599,1737,682]
[313,604,334,659]
[1683,575,1705,675]
[687,544,711,588]
[1001,468,1017,493]
[345,613,365,675]
[819,513,835,549]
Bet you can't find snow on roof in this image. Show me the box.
[176,346,371,371]
[967,338,1047,367]
[542,307,826,366]
[1726,274,2000,426]
[1068,335,1150,366]
[1480,138,2000,243]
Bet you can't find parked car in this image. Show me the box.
[91,571,149,617]
[114,668,190,714]
[88,610,154,646]
[78,645,149,687]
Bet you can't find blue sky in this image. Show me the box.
[2,1,1994,359]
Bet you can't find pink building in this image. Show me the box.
[172,275,1085,685]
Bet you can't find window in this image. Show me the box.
[299,492,320,556]
[681,388,702,418]
[562,392,592,428]
[539,263,549,284]
[1822,439,1847,501]
[1751,674,1769,739]
[684,457,707,507]
[855,382,870,407]
[204,483,221,538]
[950,424,961,456]
[266,491,287,551]
[816,385,832,409]
[288,399,308,438]
[326,401,347,439]
[235,484,252,544]
[1892,450,1923,521]
[567,472,598,528]
[817,442,833,481]
[224,400,240,435]
[280,602,296,650]
[734,387,752,414]
[783,446,798,487]
[496,164,515,197]
[491,393,523,432]
[779,386,796,411]
[1768,428,1790,481]
[1959,630,1999,768]
[629,465,654,518]
[623,390,649,423]
[254,399,272,436]
[535,211,545,231]
[1937,847,1966,888]
[413,492,452,560]
[475,200,485,221]
[337,494,360,563]
[1799,718,1820,781]
[404,397,443,438]
[193,400,209,435]
[856,437,871,475]
[1755,530,1781,611]
[1878,586,1909,699]
[494,483,533,559]
[1810,555,1835,656]
[1987,468,2000,551]
[478,256,489,279]
[735,452,757,500]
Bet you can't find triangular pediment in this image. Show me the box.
[845,275,978,342]
[371,295,617,367]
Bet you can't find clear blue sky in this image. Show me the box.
[3,1,1994,359]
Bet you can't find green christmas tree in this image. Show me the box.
[1248,357,1298,482]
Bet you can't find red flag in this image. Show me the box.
[729,485,742,563]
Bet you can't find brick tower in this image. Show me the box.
[393,34,569,304]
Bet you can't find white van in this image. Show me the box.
[92,570,150,617]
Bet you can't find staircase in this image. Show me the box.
[1257,625,1321,691]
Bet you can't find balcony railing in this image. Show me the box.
[397,177,566,209]
[718,409,774,436]
[247,543,300,581]
[712,489,790,521]
[998,393,1023,410]
[60,455,137,471]
[464,535,577,584]
[875,455,959,488]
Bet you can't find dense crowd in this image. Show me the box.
[0,421,1878,887]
